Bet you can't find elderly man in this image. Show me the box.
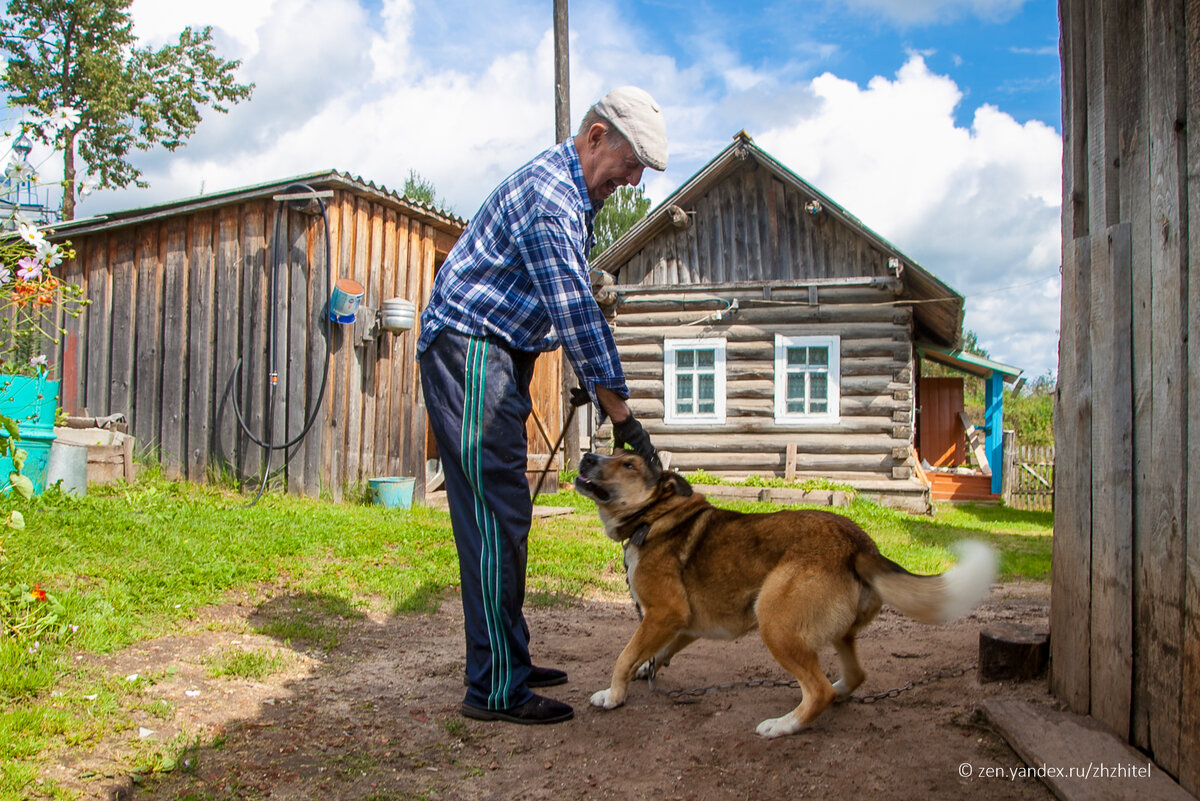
[417,87,667,725]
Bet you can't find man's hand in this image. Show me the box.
[612,414,662,473]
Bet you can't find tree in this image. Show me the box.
[591,185,650,258]
[0,0,253,219]
[402,169,451,214]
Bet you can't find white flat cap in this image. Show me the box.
[592,86,668,171]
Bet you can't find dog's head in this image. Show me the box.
[575,452,693,539]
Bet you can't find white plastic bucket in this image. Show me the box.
[329,278,365,323]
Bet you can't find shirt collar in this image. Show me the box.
[563,138,594,219]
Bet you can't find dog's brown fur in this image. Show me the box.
[575,452,996,738]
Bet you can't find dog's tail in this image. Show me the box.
[855,541,997,625]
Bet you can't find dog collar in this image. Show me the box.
[628,523,651,547]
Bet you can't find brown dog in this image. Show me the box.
[574,451,996,738]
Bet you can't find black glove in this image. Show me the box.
[612,414,661,473]
[569,387,591,407]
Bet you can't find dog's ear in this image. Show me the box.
[662,471,693,498]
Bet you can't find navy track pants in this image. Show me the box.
[419,330,538,710]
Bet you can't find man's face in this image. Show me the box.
[584,131,645,205]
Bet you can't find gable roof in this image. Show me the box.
[592,131,964,348]
[47,169,466,239]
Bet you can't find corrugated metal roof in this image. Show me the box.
[592,131,965,348]
[47,169,466,238]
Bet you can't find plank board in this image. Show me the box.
[1182,4,1200,793]
[160,218,189,478]
[132,225,162,460]
[239,202,269,480]
[1142,0,1188,772]
[213,207,243,479]
[303,203,332,497]
[186,213,215,481]
[1089,222,1134,738]
[286,207,311,495]
[984,699,1198,801]
[1050,233,1092,714]
[83,237,111,415]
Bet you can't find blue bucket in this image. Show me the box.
[329,278,365,324]
[368,476,416,509]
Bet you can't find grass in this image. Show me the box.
[0,474,1053,800]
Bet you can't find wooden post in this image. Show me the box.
[1001,430,1015,505]
[553,0,580,469]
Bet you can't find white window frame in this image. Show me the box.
[774,334,840,424]
[663,337,727,426]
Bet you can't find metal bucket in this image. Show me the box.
[329,278,365,323]
[380,298,416,332]
[45,440,88,496]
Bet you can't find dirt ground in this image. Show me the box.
[40,577,1062,801]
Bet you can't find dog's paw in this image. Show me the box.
[633,660,656,681]
[755,712,801,739]
[831,678,854,699]
[589,689,623,709]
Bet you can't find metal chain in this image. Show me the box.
[656,661,978,705]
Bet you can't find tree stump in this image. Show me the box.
[979,623,1049,683]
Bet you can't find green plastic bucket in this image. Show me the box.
[368,476,416,509]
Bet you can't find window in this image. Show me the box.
[774,335,840,423]
[664,338,726,425]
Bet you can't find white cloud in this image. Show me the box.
[756,55,1061,378]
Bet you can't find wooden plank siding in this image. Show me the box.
[48,184,463,500]
[619,161,899,288]
[1054,0,1199,793]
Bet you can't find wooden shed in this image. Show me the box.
[1052,0,1199,793]
[591,132,1012,513]
[46,171,471,501]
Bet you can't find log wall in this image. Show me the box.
[612,282,917,484]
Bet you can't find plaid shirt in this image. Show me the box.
[417,139,628,401]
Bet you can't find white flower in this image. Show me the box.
[76,177,97,197]
[4,159,35,182]
[0,265,9,285]
[35,239,63,269]
[10,210,38,229]
[29,355,47,368]
[17,223,46,249]
[50,106,81,130]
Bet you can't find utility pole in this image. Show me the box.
[554,0,581,468]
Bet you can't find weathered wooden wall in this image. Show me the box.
[618,160,897,286]
[613,281,917,485]
[1053,0,1199,792]
[53,188,460,500]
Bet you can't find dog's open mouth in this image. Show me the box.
[574,475,612,503]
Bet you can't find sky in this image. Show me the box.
[19,0,1065,381]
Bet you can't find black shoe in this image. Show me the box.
[527,665,568,688]
[461,694,574,725]
[462,665,569,688]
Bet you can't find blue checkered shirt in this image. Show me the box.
[416,139,628,401]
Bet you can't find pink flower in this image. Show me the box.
[16,256,41,280]
[0,265,9,285]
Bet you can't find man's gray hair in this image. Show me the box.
[577,107,627,150]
